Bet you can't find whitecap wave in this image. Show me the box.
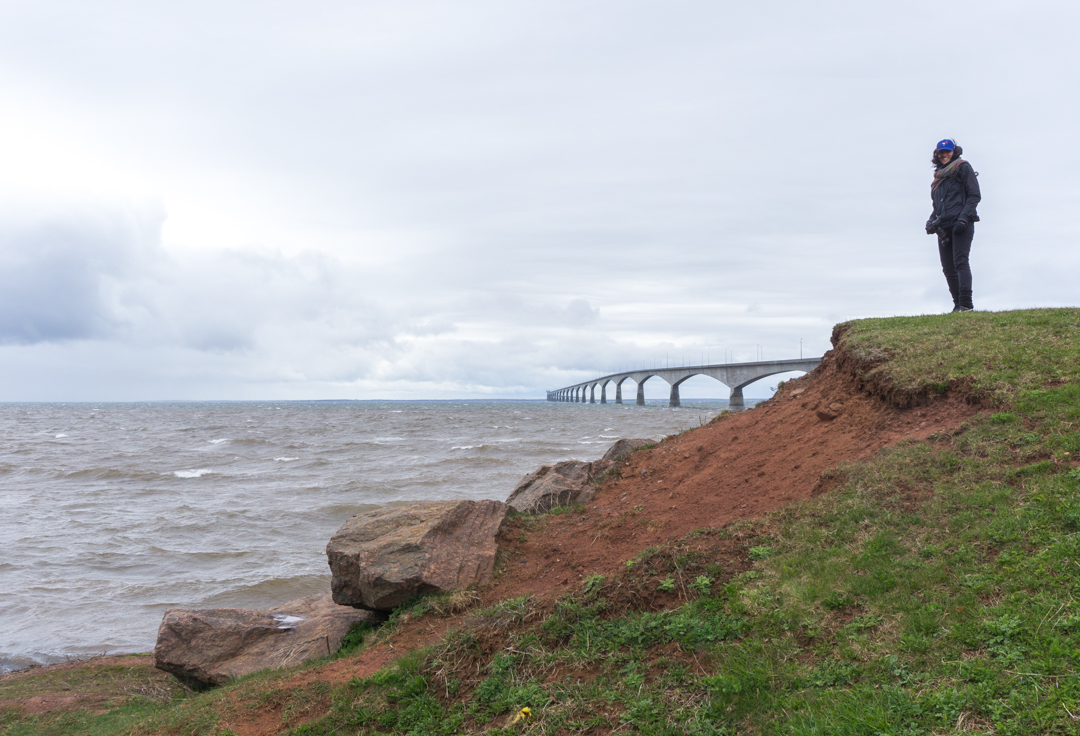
[274,457,299,462]
[54,434,68,439]
[208,439,229,445]
[173,468,212,478]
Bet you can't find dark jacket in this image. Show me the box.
[931,161,981,226]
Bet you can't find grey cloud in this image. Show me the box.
[0,204,404,361]
[0,203,164,345]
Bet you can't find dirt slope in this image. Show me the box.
[485,347,979,604]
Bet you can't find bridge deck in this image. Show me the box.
[547,357,822,409]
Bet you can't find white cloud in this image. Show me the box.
[0,1,1077,400]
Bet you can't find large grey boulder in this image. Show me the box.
[505,459,613,514]
[601,438,654,463]
[327,500,508,611]
[153,593,378,687]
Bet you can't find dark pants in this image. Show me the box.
[938,222,974,309]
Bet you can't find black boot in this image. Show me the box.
[948,287,960,312]
[958,288,974,312]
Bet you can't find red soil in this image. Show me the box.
[484,348,979,604]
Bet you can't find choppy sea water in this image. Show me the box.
[0,398,753,673]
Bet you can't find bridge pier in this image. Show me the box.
[669,383,681,408]
[600,384,607,403]
[728,386,745,411]
[636,382,645,406]
[590,385,595,403]
[615,382,623,404]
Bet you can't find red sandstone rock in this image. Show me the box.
[505,459,609,514]
[816,401,845,421]
[153,593,377,687]
[504,439,652,515]
[327,500,508,611]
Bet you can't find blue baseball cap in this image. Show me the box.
[935,139,956,151]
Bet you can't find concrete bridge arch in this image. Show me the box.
[548,357,821,409]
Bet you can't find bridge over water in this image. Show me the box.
[547,357,822,410]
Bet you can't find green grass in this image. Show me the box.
[0,655,188,736]
[839,307,1080,405]
[0,655,170,702]
[546,504,587,516]
[4,309,1079,735]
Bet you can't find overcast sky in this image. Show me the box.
[1,0,1077,401]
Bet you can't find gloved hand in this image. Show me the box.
[925,218,939,235]
[953,218,969,232]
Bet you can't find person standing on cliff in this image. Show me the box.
[924,139,984,311]
[925,138,981,312]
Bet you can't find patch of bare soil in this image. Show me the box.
[482,349,978,604]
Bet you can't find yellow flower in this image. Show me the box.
[510,706,532,725]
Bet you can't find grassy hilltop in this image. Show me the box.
[3,308,1080,736]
